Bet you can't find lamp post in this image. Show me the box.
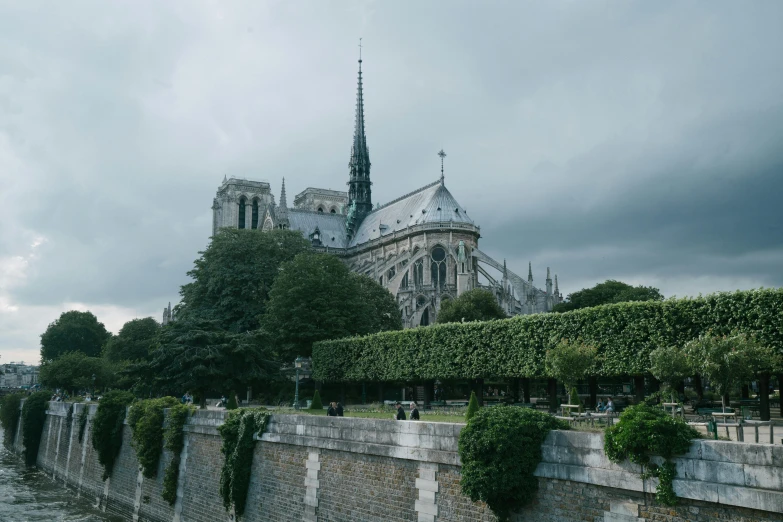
[294,356,303,410]
[91,373,96,399]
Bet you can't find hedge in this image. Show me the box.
[312,289,783,382]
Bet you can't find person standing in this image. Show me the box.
[327,402,337,416]
[409,402,420,420]
[336,402,344,417]
[395,402,406,420]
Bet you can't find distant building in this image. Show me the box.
[201,55,563,327]
[0,362,39,389]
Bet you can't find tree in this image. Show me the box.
[544,339,598,405]
[437,288,507,324]
[178,228,310,333]
[553,280,663,313]
[134,319,279,408]
[103,317,160,363]
[39,352,112,395]
[685,332,781,413]
[262,252,402,361]
[649,346,692,403]
[465,391,480,421]
[40,310,111,361]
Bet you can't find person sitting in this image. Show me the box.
[327,402,337,416]
[409,402,420,420]
[605,397,616,413]
[596,398,605,412]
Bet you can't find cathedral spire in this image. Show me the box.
[554,274,559,294]
[280,177,287,209]
[438,149,447,185]
[347,40,373,240]
[275,177,289,229]
[528,262,533,282]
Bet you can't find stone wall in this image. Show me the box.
[6,403,783,522]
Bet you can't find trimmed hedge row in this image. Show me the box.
[312,289,783,382]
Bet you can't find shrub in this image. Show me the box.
[605,403,700,505]
[312,289,783,383]
[162,403,194,505]
[218,408,270,518]
[309,390,323,410]
[465,391,480,421]
[21,391,51,466]
[92,390,135,480]
[458,406,570,520]
[77,405,89,444]
[127,396,179,478]
[0,392,24,447]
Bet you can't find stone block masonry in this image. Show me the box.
[9,402,783,522]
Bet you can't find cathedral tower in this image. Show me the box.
[346,51,372,239]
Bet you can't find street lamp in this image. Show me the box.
[91,373,96,399]
[294,356,303,410]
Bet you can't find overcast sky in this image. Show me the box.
[2,1,782,364]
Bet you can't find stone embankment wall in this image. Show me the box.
[8,402,783,522]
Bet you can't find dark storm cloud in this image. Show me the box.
[1,1,782,362]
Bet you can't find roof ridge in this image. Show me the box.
[289,208,347,218]
[369,179,441,214]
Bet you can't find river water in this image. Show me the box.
[0,433,120,522]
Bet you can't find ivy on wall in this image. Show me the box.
[20,391,50,466]
[92,390,135,480]
[313,289,783,382]
[77,406,89,444]
[218,408,271,519]
[127,396,179,478]
[0,392,24,447]
[162,403,194,505]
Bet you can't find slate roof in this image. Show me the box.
[288,209,348,248]
[348,180,474,247]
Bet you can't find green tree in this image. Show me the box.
[309,390,323,410]
[262,252,402,360]
[553,280,663,312]
[685,332,781,412]
[40,310,111,361]
[103,317,160,363]
[465,391,480,421]
[544,339,598,405]
[178,228,310,333]
[39,352,112,395]
[649,346,692,403]
[134,319,279,408]
[437,289,507,324]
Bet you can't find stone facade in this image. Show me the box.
[204,57,563,327]
[11,403,783,522]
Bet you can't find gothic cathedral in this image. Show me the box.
[206,57,562,328]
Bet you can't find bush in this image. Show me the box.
[93,390,135,480]
[458,406,570,520]
[313,289,783,382]
[605,403,700,505]
[77,405,89,444]
[0,392,24,447]
[162,403,194,505]
[465,391,480,421]
[218,408,270,518]
[21,391,51,466]
[127,396,179,478]
[309,390,323,410]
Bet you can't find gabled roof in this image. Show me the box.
[348,180,474,247]
[288,209,348,248]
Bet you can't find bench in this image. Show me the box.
[695,407,732,421]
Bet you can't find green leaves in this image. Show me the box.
[437,288,507,324]
[40,310,111,361]
[0,392,24,447]
[458,406,569,521]
[604,404,699,506]
[544,339,598,392]
[20,391,50,466]
[127,397,180,479]
[313,288,783,383]
[92,390,135,480]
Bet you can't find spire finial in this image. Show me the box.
[547,267,551,279]
[528,262,533,281]
[555,275,559,293]
[280,177,287,209]
[438,149,446,184]
[358,37,362,62]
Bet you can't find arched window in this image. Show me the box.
[431,246,447,289]
[317,206,324,213]
[330,208,336,214]
[387,266,396,280]
[238,197,247,229]
[251,199,259,229]
[413,259,424,286]
[401,272,409,289]
[420,307,430,327]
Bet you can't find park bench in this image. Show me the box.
[695,407,732,421]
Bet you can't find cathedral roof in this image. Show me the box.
[288,209,348,248]
[348,180,474,247]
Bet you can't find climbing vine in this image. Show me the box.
[21,391,51,466]
[162,403,194,505]
[458,406,570,521]
[604,403,699,506]
[0,392,24,447]
[127,396,179,478]
[218,408,271,518]
[92,390,135,480]
[77,406,89,444]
